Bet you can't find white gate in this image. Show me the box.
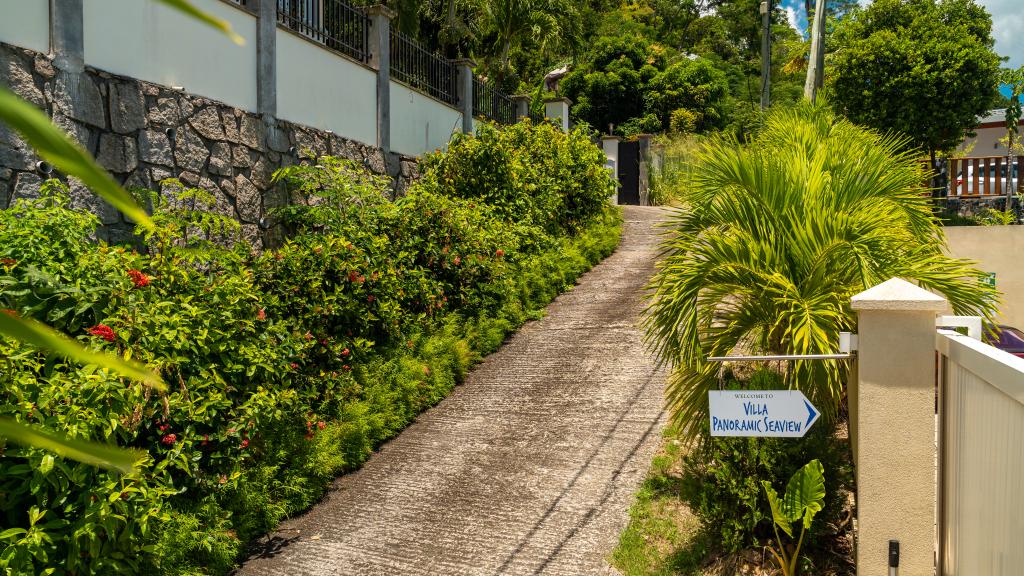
[937,329,1024,575]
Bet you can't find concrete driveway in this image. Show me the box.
[236,206,671,576]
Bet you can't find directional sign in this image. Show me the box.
[709,390,819,438]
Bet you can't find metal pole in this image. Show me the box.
[760,0,771,111]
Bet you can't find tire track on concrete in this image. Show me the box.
[236,206,671,576]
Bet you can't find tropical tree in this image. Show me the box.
[476,0,578,89]
[643,105,998,439]
[828,0,1002,177]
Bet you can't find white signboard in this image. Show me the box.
[709,390,819,438]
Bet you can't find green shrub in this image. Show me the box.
[679,372,852,555]
[0,119,622,575]
[419,119,616,236]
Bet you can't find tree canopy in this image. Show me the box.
[828,0,1002,158]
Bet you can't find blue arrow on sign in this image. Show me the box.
[804,399,817,428]
[708,390,820,438]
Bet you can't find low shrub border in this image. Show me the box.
[0,120,621,574]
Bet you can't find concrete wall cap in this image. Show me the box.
[850,277,948,311]
[544,96,573,105]
[601,135,621,141]
[364,5,397,19]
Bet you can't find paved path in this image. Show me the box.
[237,206,671,576]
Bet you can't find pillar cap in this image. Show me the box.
[851,278,948,312]
[452,58,477,68]
[601,135,621,141]
[544,97,573,105]
[364,5,397,19]
[511,93,532,101]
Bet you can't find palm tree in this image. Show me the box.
[478,0,573,88]
[644,105,998,440]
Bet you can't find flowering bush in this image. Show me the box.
[0,120,620,575]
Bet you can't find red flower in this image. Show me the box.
[0,258,16,266]
[256,308,266,321]
[219,475,228,484]
[127,269,150,288]
[453,256,461,266]
[348,270,359,282]
[158,424,169,432]
[341,348,350,357]
[201,434,210,446]
[161,433,177,446]
[495,249,505,258]
[317,421,326,430]
[86,324,116,342]
[367,295,375,303]
[240,439,249,449]
[290,362,299,370]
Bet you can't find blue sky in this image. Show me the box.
[781,0,1023,71]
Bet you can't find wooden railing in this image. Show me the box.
[947,156,1024,198]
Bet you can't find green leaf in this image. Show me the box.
[155,0,245,45]
[762,479,794,538]
[0,528,27,540]
[39,454,54,475]
[0,419,141,474]
[783,459,826,530]
[0,88,155,231]
[0,312,163,388]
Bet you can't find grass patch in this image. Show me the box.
[612,426,709,576]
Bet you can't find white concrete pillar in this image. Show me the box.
[544,97,571,132]
[602,135,621,205]
[453,59,476,135]
[850,278,947,576]
[512,94,531,122]
[255,0,277,119]
[50,0,84,73]
[366,5,395,153]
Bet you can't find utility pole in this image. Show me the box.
[760,0,771,111]
[804,0,826,102]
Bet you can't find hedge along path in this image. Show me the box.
[238,206,671,576]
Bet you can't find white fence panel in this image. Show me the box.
[84,0,258,111]
[0,0,50,54]
[938,330,1024,576]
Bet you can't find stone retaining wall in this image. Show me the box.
[0,42,419,248]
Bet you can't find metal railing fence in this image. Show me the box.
[472,78,515,125]
[277,0,369,62]
[389,29,457,105]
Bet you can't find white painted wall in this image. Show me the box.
[83,0,257,111]
[390,80,461,157]
[0,0,50,54]
[276,29,377,147]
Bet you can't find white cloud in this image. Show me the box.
[785,6,802,33]
[979,0,1024,68]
